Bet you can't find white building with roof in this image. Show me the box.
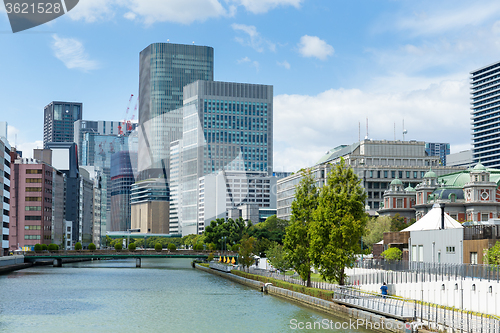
[407,206,464,264]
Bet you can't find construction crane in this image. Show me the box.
[118,94,134,135]
[126,101,138,132]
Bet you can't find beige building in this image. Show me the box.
[130,179,170,234]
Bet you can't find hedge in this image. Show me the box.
[231,270,335,302]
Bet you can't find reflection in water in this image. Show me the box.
[0,259,373,332]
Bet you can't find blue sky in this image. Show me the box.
[1,0,500,171]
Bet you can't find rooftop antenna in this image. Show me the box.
[402,119,407,141]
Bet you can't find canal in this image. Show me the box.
[0,259,373,332]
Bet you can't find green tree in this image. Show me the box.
[207,253,214,262]
[34,243,42,252]
[283,168,318,287]
[485,241,500,265]
[41,244,48,251]
[128,243,136,251]
[254,238,272,257]
[363,216,392,250]
[167,243,176,251]
[381,247,402,261]
[75,242,82,251]
[265,242,290,274]
[231,244,240,252]
[204,217,249,250]
[239,236,256,271]
[48,243,59,252]
[105,235,112,247]
[155,243,162,252]
[88,243,96,251]
[114,243,122,251]
[310,158,367,285]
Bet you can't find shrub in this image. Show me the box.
[48,244,59,252]
[128,243,136,251]
[155,243,162,252]
[88,243,96,251]
[231,244,240,252]
[41,244,48,251]
[193,243,204,251]
[382,247,402,261]
[114,243,123,251]
[34,243,42,252]
[167,243,176,251]
[207,253,214,262]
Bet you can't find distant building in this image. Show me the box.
[9,158,56,251]
[45,142,80,245]
[379,162,500,223]
[43,101,82,148]
[0,126,11,256]
[471,60,500,168]
[425,142,450,165]
[109,151,135,232]
[447,149,473,167]
[79,167,94,247]
[74,120,136,163]
[130,178,169,234]
[277,140,466,221]
[273,171,293,179]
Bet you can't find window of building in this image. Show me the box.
[446,246,455,254]
[396,199,403,208]
[26,178,42,183]
[399,171,403,179]
[25,225,41,230]
[414,171,418,179]
[470,252,478,264]
[26,169,42,174]
[406,171,410,178]
[384,171,388,178]
[25,206,41,211]
[482,213,489,221]
[421,171,425,178]
[391,171,396,178]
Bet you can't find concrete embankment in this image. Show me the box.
[0,256,92,275]
[194,264,407,332]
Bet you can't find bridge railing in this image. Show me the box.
[23,249,231,256]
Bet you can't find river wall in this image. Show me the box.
[194,264,409,333]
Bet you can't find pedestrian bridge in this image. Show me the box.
[24,250,237,268]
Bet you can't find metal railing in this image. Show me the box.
[354,259,500,282]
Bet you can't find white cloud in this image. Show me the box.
[277,60,290,69]
[237,56,251,63]
[230,0,302,14]
[394,2,500,36]
[236,56,259,70]
[297,35,334,60]
[493,20,500,34]
[273,80,470,172]
[67,0,301,25]
[232,23,275,52]
[51,34,99,71]
[6,125,43,159]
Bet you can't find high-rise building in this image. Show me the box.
[79,167,93,247]
[109,151,135,232]
[471,61,500,167]
[137,42,214,175]
[45,142,80,245]
[0,123,11,256]
[74,120,133,163]
[43,101,82,148]
[172,80,273,235]
[425,142,450,166]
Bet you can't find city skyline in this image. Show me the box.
[2,0,500,171]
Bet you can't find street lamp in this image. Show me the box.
[221,236,227,254]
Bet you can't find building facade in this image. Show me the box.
[471,60,500,168]
[447,149,473,167]
[277,140,465,221]
[109,151,135,232]
[79,167,93,247]
[380,162,500,223]
[425,142,450,166]
[43,101,82,148]
[9,159,55,251]
[130,179,169,234]
[138,42,214,175]
[0,129,11,255]
[172,80,273,235]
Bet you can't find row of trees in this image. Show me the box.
[283,158,367,286]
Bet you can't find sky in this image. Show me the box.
[1,0,500,172]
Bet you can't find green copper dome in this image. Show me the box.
[405,185,416,192]
[473,161,486,171]
[424,169,437,178]
[391,178,403,185]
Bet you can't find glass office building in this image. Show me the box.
[43,101,82,148]
[138,43,214,175]
[471,60,500,167]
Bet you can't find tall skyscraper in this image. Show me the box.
[138,43,214,176]
[43,101,82,148]
[425,142,450,166]
[172,80,274,235]
[471,61,500,167]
